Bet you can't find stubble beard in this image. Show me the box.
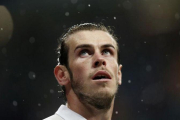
[68,67,119,110]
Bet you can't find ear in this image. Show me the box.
[118,64,122,85]
[54,65,70,86]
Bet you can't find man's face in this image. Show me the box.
[66,30,122,109]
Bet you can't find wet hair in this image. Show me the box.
[56,23,120,101]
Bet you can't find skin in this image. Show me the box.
[54,30,122,120]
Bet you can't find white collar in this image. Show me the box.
[56,105,87,120]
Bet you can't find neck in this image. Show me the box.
[66,88,115,120]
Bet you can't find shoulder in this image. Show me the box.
[43,114,64,120]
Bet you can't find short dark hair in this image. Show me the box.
[56,23,120,101]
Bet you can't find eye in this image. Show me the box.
[102,49,112,56]
[79,49,90,57]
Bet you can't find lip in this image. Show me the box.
[92,70,111,81]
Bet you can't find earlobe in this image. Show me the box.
[118,64,122,85]
[54,65,70,86]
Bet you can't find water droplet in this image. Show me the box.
[128,80,131,83]
[141,99,144,102]
[114,17,116,20]
[146,65,152,72]
[175,13,180,20]
[138,111,140,113]
[1,28,3,30]
[65,12,69,16]
[36,10,39,13]
[71,0,78,4]
[88,4,91,7]
[13,101,18,106]
[144,41,146,43]
[50,89,54,94]
[63,25,66,28]
[29,37,35,43]
[28,71,36,80]
[123,44,125,46]
[118,4,121,7]
[38,103,41,106]
[115,111,118,114]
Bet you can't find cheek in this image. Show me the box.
[71,61,90,79]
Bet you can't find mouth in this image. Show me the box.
[92,71,111,81]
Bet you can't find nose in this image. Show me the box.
[93,54,106,68]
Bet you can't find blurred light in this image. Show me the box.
[71,0,78,4]
[13,101,18,107]
[114,17,116,20]
[0,6,13,46]
[175,13,180,20]
[50,89,54,94]
[29,37,35,44]
[38,103,41,106]
[65,12,69,16]
[28,71,36,80]
[128,80,131,83]
[88,4,91,7]
[146,65,152,72]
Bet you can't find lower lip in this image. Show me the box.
[92,79,111,82]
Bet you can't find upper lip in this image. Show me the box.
[92,70,111,80]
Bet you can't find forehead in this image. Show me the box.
[66,30,118,49]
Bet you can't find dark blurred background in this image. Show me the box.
[0,0,180,120]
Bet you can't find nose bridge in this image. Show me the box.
[93,48,106,67]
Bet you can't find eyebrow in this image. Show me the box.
[74,44,115,52]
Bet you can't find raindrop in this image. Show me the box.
[38,103,41,106]
[71,0,78,4]
[123,1,132,10]
[141,99,144,102]
[138,111,140,113]
[50,89,54,94]
[36,10,39,13]
[123,44,125,46]
[29,37,35,44]
[1,28,3,30]
[13,101,18,106]
[146,65,152,72]
[175,13,180,20]
[118,4,121,7]
[114,17,116,20]
[28,71,36,80]
[144,41,146,43]
[166,54,168,57]
[2,47,7,54]
[115,111,118,114]
[128,80,131,83]
[65,12,69,16]
[88,4,91,7]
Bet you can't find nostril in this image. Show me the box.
[95,61,99,66]
[102,61,106,65]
